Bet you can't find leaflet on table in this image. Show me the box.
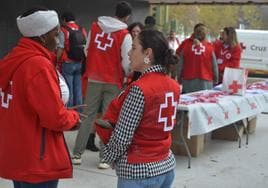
[247,81,268,91]
[179,90,228,105]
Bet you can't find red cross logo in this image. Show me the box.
[158,92,177,131]
[224,111,229,119]
[237,107,240,114]
[228,80,242,94]
[207,116,213,125]
[250,102,257,109]
[0,82,13,109]
[240,42,246,50]
[94,31,114,51]
[192,43,205,55]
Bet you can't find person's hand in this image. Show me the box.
[193,39,200,45]
[69,119,82,131]
[78,112,88,121]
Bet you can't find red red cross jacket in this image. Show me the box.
[0,38,80,183]
[84,22,128,89]
[214,42,241,82]
[97,72,180,163]
[179,36,215,81]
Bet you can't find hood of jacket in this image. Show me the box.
[0,37,53,90]
[97,16,128,33]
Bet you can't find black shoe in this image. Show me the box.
[86,133,99,152]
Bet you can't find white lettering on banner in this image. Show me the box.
[94,31,114,51]
[158,92,177,131]
[192,43,205,55]
[250,45,266,52]
[0,82,13,109]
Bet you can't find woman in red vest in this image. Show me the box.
[214,27,242,83]
[100,29,181,188]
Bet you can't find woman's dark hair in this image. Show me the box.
[115,1,132,18]
[61,11,75,22]
[127,22,144,33]
[144,16,156,26]
[138,29,178,71]
[223,27,238,48]
[20,6,48,18]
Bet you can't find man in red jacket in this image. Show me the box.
[177,23,218,93]
[0,8,80,188]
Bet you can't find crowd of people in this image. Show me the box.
[0,1,242,188]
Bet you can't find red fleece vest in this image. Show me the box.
[214,42,241,75]
[85,22,128,89]
[128,72,180,163]
[182,38,214,81]
[96,72,180,163]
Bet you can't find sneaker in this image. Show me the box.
[98,162,110,169]
[71,155,82,165]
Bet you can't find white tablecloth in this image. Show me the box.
[178,81,268,138]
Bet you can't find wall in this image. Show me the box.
[0,0,149,58]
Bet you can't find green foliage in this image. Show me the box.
[167,5,264,38]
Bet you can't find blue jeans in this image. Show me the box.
[13,180,58,188]
[62,62,82,112]
[117,169,175,188]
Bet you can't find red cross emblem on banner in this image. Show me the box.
[224,111,229,119]
[228,80,242,94]
[94,31,114,51]
[207,116,213,125]
[158,92,177,131]
[237,107,241,114]
[192,43,205,55]
[240,42,246,50]
[250,102,257,109]
[0,82,13,109]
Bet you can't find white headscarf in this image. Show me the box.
[17,10,59,37]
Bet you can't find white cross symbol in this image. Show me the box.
[0,81,13,109]
[158,92,177,132]
[94,31,114,51]
[192,43,205,55]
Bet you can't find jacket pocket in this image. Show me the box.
[40,128,46,160]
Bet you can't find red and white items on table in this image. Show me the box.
[247,81,268,90]
[180,90,228,105]
[222,67,248,96]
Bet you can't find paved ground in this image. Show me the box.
[1,114,268,188]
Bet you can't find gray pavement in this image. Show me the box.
[1,114,268,188]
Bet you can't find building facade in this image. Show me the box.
[0,0,149,57]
